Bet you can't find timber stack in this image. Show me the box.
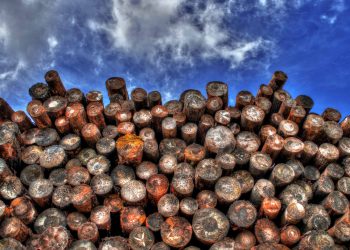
[0,70,350,249]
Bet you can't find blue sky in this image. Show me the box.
[0,0,349,117]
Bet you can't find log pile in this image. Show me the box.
[0,70,350,249]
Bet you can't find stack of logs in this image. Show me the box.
[0,70,350,249]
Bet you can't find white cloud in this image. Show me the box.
[0,24,9,45]
[0,0,345,107]
[256,0,316,11]
[259,0,267,6]
[321,15,337,24]
[87,19,101,31]
[163,91,174,102]
[256,0,287,8]
[71,17,76,25]
[222,39,267,69]
[331,0,345,12]
[271,0,286,8]
[125,72,137,91]
[21,0,38,5]
[47,36,58,51]
[320,0,345,25]
[0,23,25,83]
[0,60,25,82]
[88,0,271,69]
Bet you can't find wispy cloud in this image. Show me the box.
[0,0,348,115]
[0,60,25,81]
[321,15,337,24]
[88,0,271,70]
[0,23,9,45]
[331,0,345,12]
[47,36,58,52]
[319,0,346,25]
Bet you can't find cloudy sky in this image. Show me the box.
[0,0,349,116]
